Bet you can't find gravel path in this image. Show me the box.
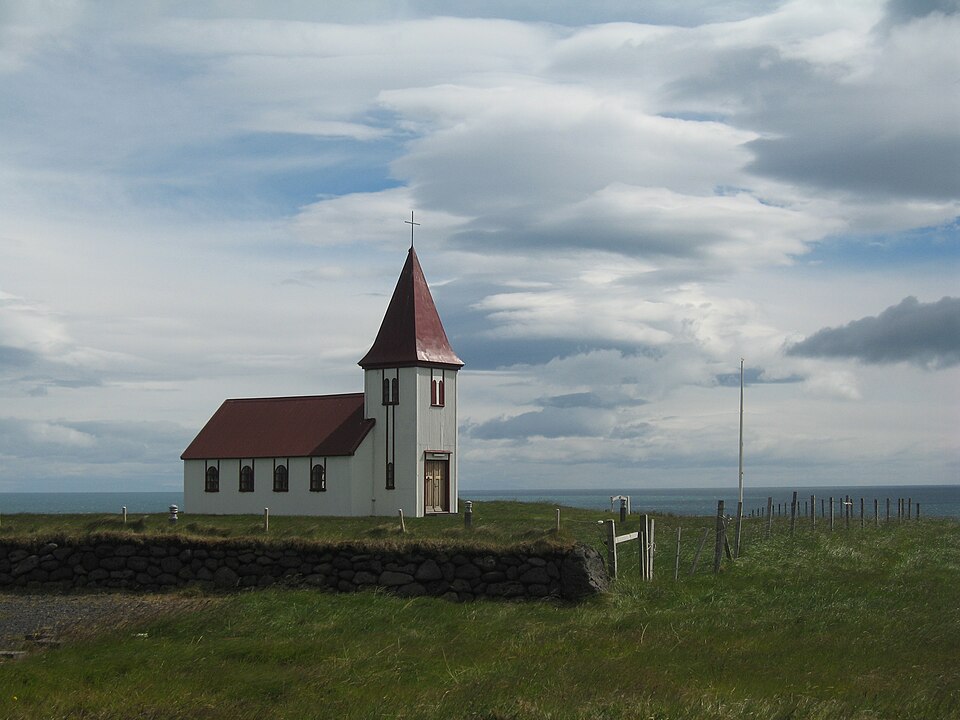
[0,592,218,652]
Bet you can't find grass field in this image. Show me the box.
[1,502,958,719]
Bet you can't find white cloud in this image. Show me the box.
[0,0,956,491]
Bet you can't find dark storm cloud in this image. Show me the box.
[747,132,960,202]
[538,392,648,409]
[0,345,36,369]
[882,0,959,26]
[786,296,960,368]
[714,367,803,386]
[667,36,960,203]
[0,418,192,464]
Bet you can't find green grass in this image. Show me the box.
[0,501,603,550]
[1,503,959,719]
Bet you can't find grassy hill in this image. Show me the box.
[1,502,958,719]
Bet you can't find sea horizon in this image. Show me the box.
[1,484,958,518]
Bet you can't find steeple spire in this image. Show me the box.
[358,247,463,370]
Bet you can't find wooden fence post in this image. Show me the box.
[916,503,921,520]
[908,497,913,520]
[829,496,834,532]
[605,519,618,580]
[649,517,655,579]
[713,500,725,575]
[874,498,878,527]
[860,498,864,529]
[790,491,798,535]
[810,494,816,530]
[690,528,710,575]
[766,496,773,538]
[674,526,682,581]
[886,497,891,523]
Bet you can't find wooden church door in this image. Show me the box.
[423,458,449,513]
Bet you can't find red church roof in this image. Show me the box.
[358,247,464,370]
[181,393,374,460]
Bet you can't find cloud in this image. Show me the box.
[787,296,960,368]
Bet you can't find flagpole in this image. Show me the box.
[735,357,744,558]
[738,357,744,506]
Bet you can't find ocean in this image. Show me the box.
[1,485,958,518]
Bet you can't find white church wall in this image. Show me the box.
[182,451,369,516]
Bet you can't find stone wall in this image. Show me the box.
[0,538,608,601]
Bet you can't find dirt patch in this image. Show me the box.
[0,592,220,653]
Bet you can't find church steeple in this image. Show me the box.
[358,247,464,370]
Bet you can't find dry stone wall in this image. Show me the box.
[0,539,608,601]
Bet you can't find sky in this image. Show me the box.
[1,0,958,493]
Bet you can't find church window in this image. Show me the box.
[431,374,445,407]
[239,464,254,492]
[382,374,399,405]
[310,464,326,492]
[386,461,395,490]
[205,466,219,493]
[273,464,288,492]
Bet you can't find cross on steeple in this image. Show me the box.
[404,211,420,249]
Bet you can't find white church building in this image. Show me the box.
[181,245,464,517]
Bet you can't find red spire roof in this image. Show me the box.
[359,247,464,370]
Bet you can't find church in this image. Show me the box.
[181,243,464,517]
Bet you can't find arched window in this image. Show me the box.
[273,464,288,492]
[310,464,326,492]
[205,466,219,493]
[239,464,254,492]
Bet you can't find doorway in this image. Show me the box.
[423,458,449,513]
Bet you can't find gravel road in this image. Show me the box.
[0,592,218,652]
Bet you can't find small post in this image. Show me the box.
[886,497,891,523]
[908,497,912,520]
[555,507,560,533]
[639,520,647,580]
[829,497,834,532]
[713,500,725,575]
[916,503,921,520]
[464,501,473,530]
[874,498,879,527]
[620,497,627,522]
[168,505,179,525]
[821,497,825,518]
[734,500,743,558]
[605,519,618,580]
[263,507,269,532]
[845,496,850,530]
[690,527,710,575]
[765,496,773,538]
[674,526,682,581]
[811,495,816,530]
[398,508,406,533]
[790,491,797,535]
[122,506,127,525]
[649,517,656,578]
[859,497,864,528]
